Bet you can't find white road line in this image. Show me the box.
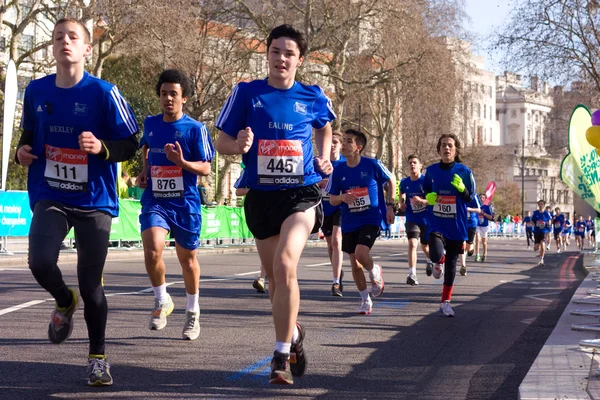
[0,300,46,316]
[0,268,30,272]
[234,271,261,276]
[387,253,407,257]
[305,262,331,267]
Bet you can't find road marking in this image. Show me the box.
[305,262,331,267]
[520,317,536,324]
[387,253,407,256]
[0,300,46,316]
[373,301,411,309]
[524,291,562,303]
[0,268,29,272]
[234,271,261,276]
[226,356,271,381]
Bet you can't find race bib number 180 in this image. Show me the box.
[151,166,184,198]
[257,140,304,185]
[433,195,456,219]
[44,145,88,192]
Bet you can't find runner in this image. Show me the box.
[532,200,552,265]
[545,205,554,250]
[215,24,335,385]
[399,154,432,285]
[326,129,394,313]
[234,170,268,294]
[552,207,565,253]
[320,131,345,296]
[14,18,139,386]
[423,133,476,317]
[460,196,482,276]
[575,215,586,251]
[523,211,534,249]
[137,69,214,341]
[474,193,494,262]
[586,215,595,247]
[561,215,572,251]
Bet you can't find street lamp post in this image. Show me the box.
[521,136,525,219]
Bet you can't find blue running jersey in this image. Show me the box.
[234,169,248,189]
[216,79,335,190]
[140,114,214,214]
[20,72,138,216]
[532,210,552,233]
[400,175,427,225]
[323,158,345,217]
[423,162,475,241]
[575,221,587,235]
[478,204,494,227]
[586,219,594,231]
[563,219,572,234]
[523,216,533,231]
[325,157,393,234]
[552,214,565,233]
[467,196,482,229]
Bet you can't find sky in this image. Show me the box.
[463,0,517,74]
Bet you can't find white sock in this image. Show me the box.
[333,278,340,285]
[186,291,199,313]
[368,264,378,279]
[409,267,416,275]
[274,341,291,355]
[426,257,431,263]
[359,289,370,301]
[152,284,168,304]
[291,325,300,344]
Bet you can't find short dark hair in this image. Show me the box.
[344,129,367,153]
[407,154,420,163]
[53,18,91,44]
[538,199,546,204]
[332,131,343,140]
[156,69,193,98]
[267,24,308,58]
[436,133,463,163]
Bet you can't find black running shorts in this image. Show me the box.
[467,227,477,244]
[534,232,546,244]
[244,184,323,240]
[405,221,428,245]
[321,209,341,238]
[342,225,380,254]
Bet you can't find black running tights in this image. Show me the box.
[29,200,111,355]
[526,230,534,247]
[428,231,464,288]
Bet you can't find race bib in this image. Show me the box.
[44,145,88,192]
[478,216,484,224]
[151,166,184,198]
[348,187,370,213]
[579,226,586,232]
[411,201,426,213]
[257,140,304,185]
[535,220,546,228]
[554,222,562,228]
[433,195,456,219]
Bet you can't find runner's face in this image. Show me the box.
[267,37,303,82]
[439,138,456,163]
[538,202,545,210]
[53,22,91,65]
[408,158,421,174]
[341,134,360,157]
[479,195,485,203]
[160,83,187,116]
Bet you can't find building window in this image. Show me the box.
[542,189,547,201]
[557,190,563,204]
[527,129,531,144]
[474,83,478,93]
[477,103,481,118]
[535,114,539,122]
[0,36,5,53]
[564,190,569,203]
[511,110,516,118]
[489,128,493,142]
[550,189,555,203]
[489,86,492,98]
[481,84,485,93]
[19,34,34,52]
[483,105,487,119]
[527,113,531,120]
[471,102,474,118]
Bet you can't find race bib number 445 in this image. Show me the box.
[44,145,88,192]
[433,195,456,218]
[151,166,184,198]
[257,140,304,185]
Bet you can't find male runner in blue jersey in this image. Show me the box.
[423,133,476,317]
[474,193,494,262]
[15,18,139,386]
[575,215,586,250]
[561,215,572,251]
[136,70,214,341]
[552,207,565,253]
[532,200,552,265]
[215,24,335,385]
[399,154,432,285]
[523,211,534,249]
[586,215,595,247]
[320,131,345,296]
[327,129,394,314]
[460,196,482,276]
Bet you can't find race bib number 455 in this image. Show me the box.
[151,166,184,198]
[44,145,88,192]
[348,187,371,213]
[433,195,456,219]
[257,140,304,186]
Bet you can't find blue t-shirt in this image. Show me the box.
[552,214,565,233]
[467,196,482,229]
[400,175,427,225]
[563,219,572,234]
[234,169,248,189]
[140,114,214,214]
[532,210,552,233]
[523,216,533,231]
[478,204,494,227]
[423,162,475,241]
[326,157,393,234]
[215,79,336,191]
[20,72,138,216]
[586,219,594,231]
[322,158,346,217]
[575,220,587,235]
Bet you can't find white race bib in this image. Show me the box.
[257,140,304,185]
[433,195,456,218]
[348,187,370,213]
[151,166,184,198]
[411,202,426,213]
[44,145,88,192]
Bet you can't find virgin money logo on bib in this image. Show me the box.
[259,140,303,157]
[151,166,182,178]
[45,145,87,164]
[47,146,62,162]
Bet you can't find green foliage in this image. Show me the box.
[4,127,28,191]
[491,182,522,217]
[101,55,162,177]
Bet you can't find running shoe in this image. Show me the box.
[370,264,384,297]
[406,273,419,286]
[546,244,551,250]
[538,259,545,266]
[432,262,444,279]
[481,255,486,262]
[439,301,455,317]
[356,298,373,315]
[269,351,293,385]
[459,265,467,276]
[87,356,113,386]
[557,248,561,253]
[182,311,200,340]
[331,283,342,297]
[290,322,306,377]
[252,278,266,293]
[48,288,79,344]
[474,254,480,262]
[467,250,474,257]
[149,294,174,331]
[426,262,433,277]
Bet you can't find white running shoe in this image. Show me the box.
[370,264,384,297]
[356,298,373,315]
[432,263,444,279]
[440,301,454,317]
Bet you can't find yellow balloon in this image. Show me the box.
[586,125,600,148]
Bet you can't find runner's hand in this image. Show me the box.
[386,206,395,224]
[137,170,148,188]
[79,131,102,155]
[237,127,254,154]
[450,174,465,193]
[342,192,358,204]
[314,156,333,175]
[400,202,407,212]
[17,145,37,166]
[165,141,185,166]
[426,192,438,205]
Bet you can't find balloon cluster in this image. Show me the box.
[586,110,600,154]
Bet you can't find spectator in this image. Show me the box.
[197,180,208,205]
[118,170,130,199]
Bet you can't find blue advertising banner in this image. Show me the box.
[0,191,32,237]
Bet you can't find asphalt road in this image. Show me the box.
[0,238,585,400]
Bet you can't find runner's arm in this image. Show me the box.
[14,129,34,164]
[314,123,332,161]
[98,135,139,162]
[180,160,211,176]
[215,131,243,155]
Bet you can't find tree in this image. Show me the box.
[490,182,522,217]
